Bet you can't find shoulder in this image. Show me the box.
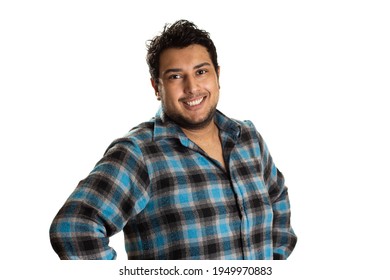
[235,118,256,131]
[229,118,270,158]
[125,120,156,144]
[104,119,156,155]
[233,118,261,142]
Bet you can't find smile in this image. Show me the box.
[184,97,204,107]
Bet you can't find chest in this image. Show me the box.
[143,138,269,201]
[137,140,273,238]
[196,140,226,170]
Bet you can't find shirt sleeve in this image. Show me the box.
[257,132,298,260]
[49,141,150,259]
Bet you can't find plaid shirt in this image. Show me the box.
[50,109,297,260]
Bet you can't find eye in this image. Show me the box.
[168,74,182,80]
[196,69,208,75]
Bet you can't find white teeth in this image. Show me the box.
[186,97,203,106]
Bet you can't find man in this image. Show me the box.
[49,20,297,260]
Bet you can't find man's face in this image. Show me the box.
[152,44,220,130]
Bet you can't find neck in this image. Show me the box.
[181,119,226,171]
[181,121,219,142]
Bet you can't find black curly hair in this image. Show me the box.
[146,20,219,84]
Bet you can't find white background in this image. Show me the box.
[1,0,389,279]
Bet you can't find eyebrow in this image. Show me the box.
[162,62,212,76]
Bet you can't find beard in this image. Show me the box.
[162,103,218,130]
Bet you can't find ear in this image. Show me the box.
[217,66,221,89]
[150,78,161,100]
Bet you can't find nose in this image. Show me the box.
[183,75,200,95]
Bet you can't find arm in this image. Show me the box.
[49,142,149,259]
[258,132,297,259]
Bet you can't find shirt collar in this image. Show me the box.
[152,107,241,144]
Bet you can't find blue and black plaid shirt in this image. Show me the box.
[50,109,297,259]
